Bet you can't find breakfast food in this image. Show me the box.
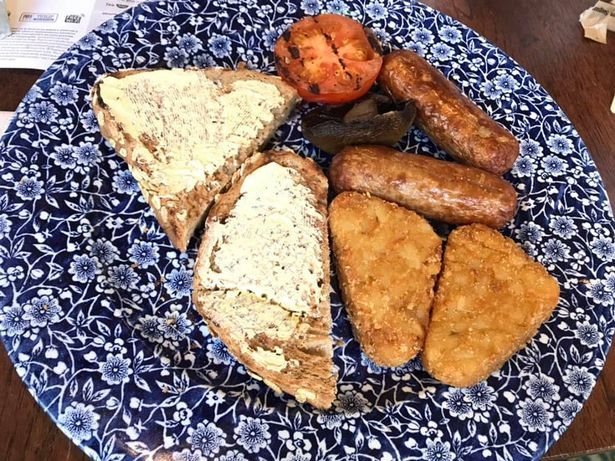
[379,50,519,175]
[274,14,383,103]
[193,150,336,409]
[87,12,559,403]
[91,67,299,251]
[423,224,560,387]
[302,93,417,154]
[329,145,517,229]
[329,192,442,367]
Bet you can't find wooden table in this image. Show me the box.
[0,1,614,460]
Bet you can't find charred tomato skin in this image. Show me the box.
[274,14,383,104]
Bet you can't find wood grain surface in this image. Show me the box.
[0,0,614,460]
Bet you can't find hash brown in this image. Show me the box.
[329,192,442,367]
[422,224,560,387]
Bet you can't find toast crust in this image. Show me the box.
[193,150,336,409]
[91,67,299,251]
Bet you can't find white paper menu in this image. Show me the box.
[0,0,142,70]
[0,110,13,136]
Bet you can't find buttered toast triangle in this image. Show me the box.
[423,224,560,387]
[329,192,442,367]
[91,68,299,251]
[193,150,336,409]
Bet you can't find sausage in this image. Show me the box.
[378,50,519,175]
[329,145,517,228]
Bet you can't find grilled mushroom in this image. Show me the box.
[302,93,417,154]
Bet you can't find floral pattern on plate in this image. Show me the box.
[0,1,613,460]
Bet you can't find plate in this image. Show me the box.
[1,1,614,460]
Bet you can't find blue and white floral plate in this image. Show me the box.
[0,1,613,460]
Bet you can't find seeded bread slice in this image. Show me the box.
[193,150,337,409]
[91,68,299,251]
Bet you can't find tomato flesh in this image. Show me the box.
[275,14,383,104]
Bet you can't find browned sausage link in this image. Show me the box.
[379,50,519,175]
[329,145,517,228]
